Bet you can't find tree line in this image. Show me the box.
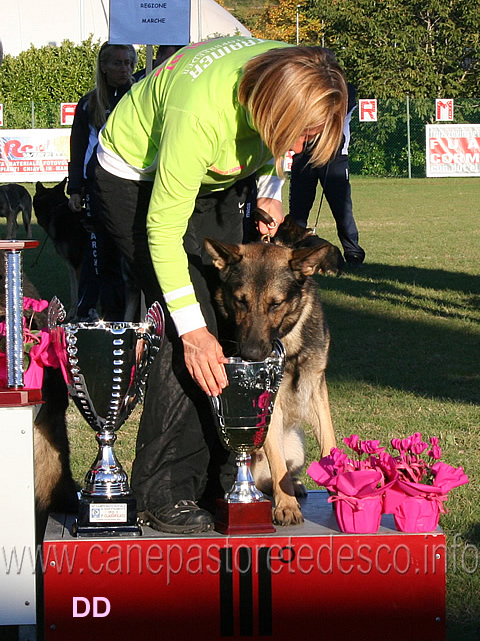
[238,0,480,99]
[0,0,477,111]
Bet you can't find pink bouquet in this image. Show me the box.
[0,298,61,389]
[308,433,469,533]
[382,433,469,532]
[307,436,392,533]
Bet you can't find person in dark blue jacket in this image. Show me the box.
[289,53,365,267]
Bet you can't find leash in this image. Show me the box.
[311,161,330,235]
[29,233,49,267]
[254,207,277,243]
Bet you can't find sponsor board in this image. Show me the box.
[426,123,480,177]
[0,128,70,181]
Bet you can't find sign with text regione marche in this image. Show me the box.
[109,0,190,45]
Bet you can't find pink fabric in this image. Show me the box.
[24,330,62,388]
[431,461,469,492]
[332,494,383,534]
[393,495,441,533]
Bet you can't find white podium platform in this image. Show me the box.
[0,398,41,640]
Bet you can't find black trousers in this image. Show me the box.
[77,159,126,320]
[289,152,365,260]
[93,163,256,512]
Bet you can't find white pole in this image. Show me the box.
[406,94,412,179]
[190,0,200,43]
[198,0,202,41]
[79,0,85,42]
[146,45,153,74]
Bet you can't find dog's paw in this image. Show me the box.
[272,498,304,526]
[292,478,308,498]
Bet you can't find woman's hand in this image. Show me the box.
[256,197,285,237]
[181,326,228,397]
[68,193,83,213]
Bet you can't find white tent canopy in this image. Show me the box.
[0,0,251,57]
[190,0,250,42]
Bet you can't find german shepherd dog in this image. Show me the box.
[33,178,89,320]
[0,183,33,239]
[205,228,339,525]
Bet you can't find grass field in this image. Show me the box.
[10,177,480,640]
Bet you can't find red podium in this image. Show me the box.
[43,491,446,640]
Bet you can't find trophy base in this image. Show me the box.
[215,498,276,535]
[74,494,142,538]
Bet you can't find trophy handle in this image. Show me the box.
[144,300,165,338]
[47,296,66,328]
[270,338,286,393]
[272,338,286,367]
[134,301,165,403]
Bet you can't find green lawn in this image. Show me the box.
[12,177,480,640]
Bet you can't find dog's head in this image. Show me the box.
[33,178,68,211]
[205,238,329,361]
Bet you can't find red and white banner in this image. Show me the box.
[426,124,480,177]
[359,99,377,122]
[435,99,454,121]
[0,129,70,182]
[61,103,77,126]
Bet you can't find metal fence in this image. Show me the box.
[349,98,480,178]
[1,98,480,178]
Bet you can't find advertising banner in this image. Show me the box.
[0,129,70,182]
[426,124,480,177]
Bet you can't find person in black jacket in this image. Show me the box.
[289,53,365,268]
[67,43,138,320]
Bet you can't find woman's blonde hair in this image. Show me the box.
[88,43,137,130]
[238,46,348,174]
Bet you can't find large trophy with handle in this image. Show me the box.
[209,339,285,534]
[48,298,164,537]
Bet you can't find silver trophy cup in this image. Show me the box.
[210,339,285,533]
[48,297,164,537]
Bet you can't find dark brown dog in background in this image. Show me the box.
[33,178,89,320]
[205,231,338,526]
[0,183,33,239]
[34,179,141,322]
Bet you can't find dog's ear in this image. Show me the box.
[290,244,341,278]
[58,177,68,192]
[204,238,243,271]
[35,181,46,194]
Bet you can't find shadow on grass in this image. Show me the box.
[316,262,480,406]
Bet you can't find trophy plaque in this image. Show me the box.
[209,339,286,535]
[48,297,164,537]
